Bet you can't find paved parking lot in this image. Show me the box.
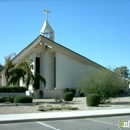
[0,115,130,130]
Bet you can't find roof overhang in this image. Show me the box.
[8,35,106,70]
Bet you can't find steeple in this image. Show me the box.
[40,7,54,41]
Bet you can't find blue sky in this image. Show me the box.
[0,0,130,70]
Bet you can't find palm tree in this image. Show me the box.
[4,53,15,83]
[0,64,3,71]
[7,60,46,90]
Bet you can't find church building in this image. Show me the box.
[0,7,106,98]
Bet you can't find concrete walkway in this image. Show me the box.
[0,109,130,123]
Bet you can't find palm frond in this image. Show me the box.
[7,75,20,86]
[25,74,31,89]
[35,73,46,87]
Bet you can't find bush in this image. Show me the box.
[79,69,126,103]
[3,97,8,102]
[12,87,27,92]
[52,93,63,102]
[64,88,76,96]
[14,95,32,103]
[38,89,44,98]
[0,96,14,103]
[64,88,70,93]
[0,97,4,103]
[63,92,74,101]
[79,90,84,97]
[8,96,14,103]
[0,87,11,92]
[0,86,27,93]
[69,88,76,96]
[87,93,100,106]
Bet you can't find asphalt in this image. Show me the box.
[0,109,130,124]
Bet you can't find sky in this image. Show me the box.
[0,0,130,70]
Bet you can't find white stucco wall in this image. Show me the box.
[19,79,23,86]
[2,73,6,86]
[40,51,54,89]
[0,78,2,86]
[56,52,98,89]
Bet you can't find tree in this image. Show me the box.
[7,60,46,90]
[4,53,15,83]
[0,64,3,71]
[79,69,126,103]
[114,66,130,85]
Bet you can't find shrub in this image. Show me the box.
[12,87,27,92]
[87,93,100,106]
[64,88,76,96]
[0,97,4,103]
[63,92,74,101]
[38,89,44,98]
[52,93,63,102]
[3,97,8,102]
[0,86,27,93]
[79,90,84,97]
[64,88,70,93]
[0,87,11,92]
[14,95,32,103]
[0,96,14,103]
[79,69,126,103]
[69,88,76,96]
[9,96,14,103]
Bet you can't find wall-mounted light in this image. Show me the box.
[39,42,43,46]
[45,44,52,49]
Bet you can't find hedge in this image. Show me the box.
[0,96,14,103]
[0,97,4,103]
[14,95,32,103]
[0,86,27,93]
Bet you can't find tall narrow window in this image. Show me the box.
[54,57,56,88]
[36,57,40,89]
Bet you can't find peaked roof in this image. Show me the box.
[40,20,54,35]
[11,35,106,70]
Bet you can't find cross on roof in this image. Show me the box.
[44,7,50,21]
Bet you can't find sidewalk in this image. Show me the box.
[0,109,130,124]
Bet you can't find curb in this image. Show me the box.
[0,111,130,124]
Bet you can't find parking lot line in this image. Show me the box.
[87,119,117,126]
[36,121,61,130]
